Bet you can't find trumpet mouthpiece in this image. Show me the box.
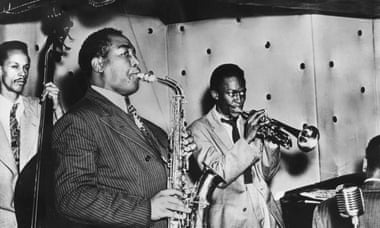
[137,71,156,82]
[234,108,249,118]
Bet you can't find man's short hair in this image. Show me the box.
[209,63,246,92]
[78,28,133,77]
[366,135,380,170]
[0,40,29,66]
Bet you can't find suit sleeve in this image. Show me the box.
[52,113,152,227]
[260,141,281,182]
[189,120,261,185]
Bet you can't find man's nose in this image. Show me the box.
[19,67,27,77]
[130,55,139,67]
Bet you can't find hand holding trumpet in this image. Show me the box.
[241,109,268,143]
[236,108,320,152]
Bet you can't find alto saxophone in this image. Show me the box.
[138,72,223,228]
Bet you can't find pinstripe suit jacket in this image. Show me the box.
[312,181,380,228]
[52,88,170,228]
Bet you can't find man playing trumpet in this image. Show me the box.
[188,63,285,228]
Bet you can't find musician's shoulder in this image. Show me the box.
[22,95,39,104]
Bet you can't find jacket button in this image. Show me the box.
[145,155,151,161]
[242,207,247,212]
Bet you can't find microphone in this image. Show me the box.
[336,185,365,228]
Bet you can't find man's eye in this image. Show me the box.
[121,52,132,59]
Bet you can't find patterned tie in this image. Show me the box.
[221,118,253,184]
[127,104,160,155]
[10,103,20,172]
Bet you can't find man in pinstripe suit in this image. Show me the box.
[52,28,195,228]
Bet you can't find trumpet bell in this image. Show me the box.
[297,125,320,152]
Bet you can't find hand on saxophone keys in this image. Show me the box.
[150,189,191,221]
[182,129,199,154]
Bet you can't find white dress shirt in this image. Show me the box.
[91,85,128,113]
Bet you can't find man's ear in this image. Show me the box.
[91,57,104,73]
[210,90,219,100]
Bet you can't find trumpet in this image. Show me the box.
[237,109,320,152]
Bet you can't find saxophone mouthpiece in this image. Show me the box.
[137,71,156,82]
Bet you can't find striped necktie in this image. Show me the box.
[221,118,253,184]
[10,103,20,172]
[127,104,160,155]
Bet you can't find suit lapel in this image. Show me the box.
[206,109,234,151]
[0,122,18,175]
[19,97,39,170]
[87,89,163,160]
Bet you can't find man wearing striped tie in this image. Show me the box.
[0,40,62,228]
[52,28,197,228]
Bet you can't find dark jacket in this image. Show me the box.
[52,88,169,228]
[312,181,380,228]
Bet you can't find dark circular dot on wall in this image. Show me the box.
[34,44,39,52]
[266,94,271,100]
[300,62,306,70]
[329,61,334,68]
[236,17,241,23]
[265,41,271,49]
[357,30,363,36]
[179,25,185,32]
[332,116,338,123]
[360,86,365,94]
[206,48,212,55]
[148,28,153,34]
[181,70,186,76]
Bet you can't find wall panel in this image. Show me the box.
[312,15,377,180]
[167,16,320,195]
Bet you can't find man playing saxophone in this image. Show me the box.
[52,27,198,228]
[188,63,285,228]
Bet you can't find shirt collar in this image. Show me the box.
[0,94,24,110]
[91,85,128,113]
[212,106,241,124]
[0,94,25,122]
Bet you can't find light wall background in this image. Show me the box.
[1,11,379,196]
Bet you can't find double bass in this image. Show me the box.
[14,7,72,228]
